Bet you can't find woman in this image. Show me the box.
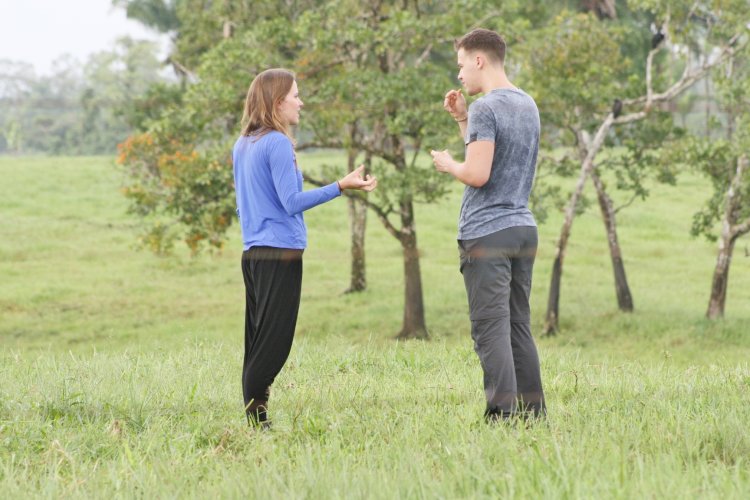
[233,68,377,427]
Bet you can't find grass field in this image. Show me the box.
[1,154,749,498]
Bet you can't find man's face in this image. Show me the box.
[456,48,481,96]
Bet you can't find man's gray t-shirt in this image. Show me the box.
[458,88,540,240]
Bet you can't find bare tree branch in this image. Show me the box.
[415,43,433,67]
[613,110,648,125]
[297,140,344,151]
[352,141,401,168]
[298,58,348,79]
[409,139,422,169]
[166,56,198,82]
[623,33,746,109]
[560,114,616,226]
[304,173,403,240]
[614,192,641,215]
[733,218,750,239]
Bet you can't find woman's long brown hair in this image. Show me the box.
[240,68,295,141]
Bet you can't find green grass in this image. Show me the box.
[1,154,749,498]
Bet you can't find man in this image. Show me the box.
[431,28,546,422]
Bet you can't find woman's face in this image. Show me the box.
[278,80,303,126]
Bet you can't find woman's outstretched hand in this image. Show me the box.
[338,165,378,192]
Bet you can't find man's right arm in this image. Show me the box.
[444,89,468,138]
[457,117,468,138]
[431,140,494,188]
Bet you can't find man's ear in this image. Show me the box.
[475,54,485,70]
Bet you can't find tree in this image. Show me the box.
[674,52,750,319]
[521,3,749,334]
[521,11,642,333]
[692,148,750,319]
[113,0,181,33]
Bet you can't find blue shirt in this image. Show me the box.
[233,131,341,250]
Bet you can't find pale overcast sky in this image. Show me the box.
[0,0,169,74]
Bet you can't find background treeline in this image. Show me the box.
[0,37,169,155]
[0,1,735,157]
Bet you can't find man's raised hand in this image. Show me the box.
[443,89,467,121]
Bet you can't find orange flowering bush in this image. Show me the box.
[117,132,235,255]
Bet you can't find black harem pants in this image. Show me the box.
[241,246,303,413]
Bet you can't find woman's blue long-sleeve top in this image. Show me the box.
[233,131,341,250]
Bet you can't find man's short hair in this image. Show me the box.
[455,28,506,64]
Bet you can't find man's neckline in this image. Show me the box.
[488,86,520,93]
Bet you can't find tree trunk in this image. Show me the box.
[706,234,736,319]
[543,173,587,335]
[545,253,564,336]
[544,118,614,335]
[591,171,634,312]
[344,149,367,293]
[543,164,588,335]
[707,155,748,319]
[397,200,429,339]
[581,0,617,19]
[222,20,233,39]
[346,197,367,293]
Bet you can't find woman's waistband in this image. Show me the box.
[242,246,304,261]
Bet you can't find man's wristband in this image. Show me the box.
[336,180,343,192]
[455,115,468,123]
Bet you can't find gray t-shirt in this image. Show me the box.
[458,87,540,240]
